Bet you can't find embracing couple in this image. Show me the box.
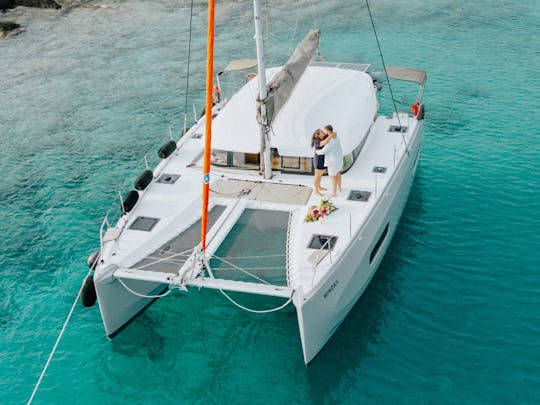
[311,124,343,198]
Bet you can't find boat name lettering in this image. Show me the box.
[323,279,339,299]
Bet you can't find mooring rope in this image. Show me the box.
[27,269,92,405]
[204,257,293,314]
[117,278,173,299]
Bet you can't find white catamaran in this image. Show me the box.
[82,0,426,364]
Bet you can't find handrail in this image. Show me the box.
[311,237,333,287]
[99,215,110,250]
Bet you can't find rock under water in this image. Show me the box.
[0,20,23,38]
[0,0,61,11]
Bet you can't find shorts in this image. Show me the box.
[314,155,325,170]
[327,164,342,177]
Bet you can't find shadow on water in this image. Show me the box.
[304,172,427,400]
[110,311,167,362]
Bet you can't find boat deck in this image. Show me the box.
[98,109,419,296]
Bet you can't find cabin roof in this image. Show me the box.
[210,65,378,157]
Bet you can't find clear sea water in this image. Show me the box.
[1,0,539,403]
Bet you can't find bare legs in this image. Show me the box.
[328,172,342,198]
[314,169,327,196]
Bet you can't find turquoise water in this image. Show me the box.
[1,0,539,403]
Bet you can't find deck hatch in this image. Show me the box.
[308,235,337,250]
[129,216,160,232]
[157,173,180,184]
[347,190,371,202]
[373,166,387,173]
[389,125,408,133]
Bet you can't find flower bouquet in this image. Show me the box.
[305,199,336,222]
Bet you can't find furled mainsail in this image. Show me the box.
[257,29,320,125]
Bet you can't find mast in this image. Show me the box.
[201,0,216,251]
[253,0,272,179]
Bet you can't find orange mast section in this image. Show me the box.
[201,0,215,251]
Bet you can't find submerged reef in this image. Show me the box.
[0,1,61,11]
[0,20,23,38]
[1,0,63,39]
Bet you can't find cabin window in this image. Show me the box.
[212,150,229,166]
[279,156,313,173]
[281,156,300,170]
[211,148,344,175]
[370,223,389,264]
[232,152,259,169]
[245,153,260,165]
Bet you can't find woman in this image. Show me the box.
[315,124,343,198]
[311,129,330,196]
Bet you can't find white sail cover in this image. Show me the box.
[220,59,257,73]
[258,29,321,124]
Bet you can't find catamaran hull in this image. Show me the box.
[296,122,424,364]
[94,267,165,337]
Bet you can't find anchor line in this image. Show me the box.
[27,269,92,405]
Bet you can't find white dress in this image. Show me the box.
[315,137,343,176]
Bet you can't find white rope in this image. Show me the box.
[218,288,293,314]
[155,247,193,256]
[142,256,187,264]
[27,269,92,405]
[211,255,271,285]
[204,257,294,314]
[208,266,285,271]
[117,278,173,299]
[218,254,285,259]
[131,248,192,271]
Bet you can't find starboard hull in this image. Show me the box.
[296,121,424,364]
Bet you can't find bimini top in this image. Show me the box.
[210,64,378,158]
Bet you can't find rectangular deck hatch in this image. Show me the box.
[129,216,160,231]
[389,125,408,133]
[308,235,337,250]
[347,190,371,202]
[157,173,180,184]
